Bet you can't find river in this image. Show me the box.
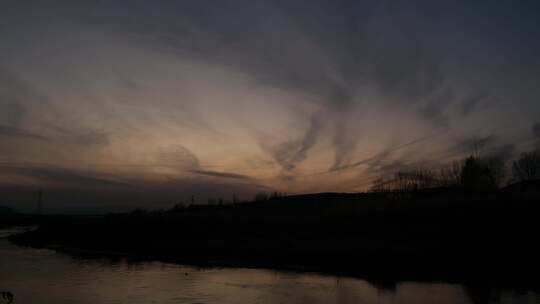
[0,227,538,304]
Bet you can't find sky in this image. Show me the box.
[1,0,540,212]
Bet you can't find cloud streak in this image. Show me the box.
[261,114,323,176]
[0,163,129,188]
[0,125,47,141]
[158,144,255,181]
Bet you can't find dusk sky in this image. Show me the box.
[1,1,540,212]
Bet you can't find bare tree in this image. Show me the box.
[395,169,436,192]
[485,156,506,187]
[512,150,540,182]
[370,168,437,193]
[369,176,393,193]
[437,161,463,187]
[461,155,506,191]
[253,192,269,202]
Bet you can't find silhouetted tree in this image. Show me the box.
[437,161,463,187]
[253,192,269,202]
[369,176,392,193]
[461,156,505,191]
[395,168,436,191]
[270,191,284,200]
[512,150,540,182]
[171,201,186,211]
[485,156,506,187]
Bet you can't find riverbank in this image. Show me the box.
[9,190,540,290]
[6,231,535,304]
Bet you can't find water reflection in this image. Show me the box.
[0,229,539,304]
[0,226,36,239]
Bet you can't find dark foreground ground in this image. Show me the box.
[8,187,540,290]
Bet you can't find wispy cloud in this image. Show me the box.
[0,125,47,141]
[0,163,129,188]
[329,130,448,173]
[261,114,323,175]
[189,169,252,181]
[158,144,255,181]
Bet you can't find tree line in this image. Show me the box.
[370,149,540,193]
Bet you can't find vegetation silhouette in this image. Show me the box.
[512,150,540,182]
[7,148,540,290]
[0,292,14,304]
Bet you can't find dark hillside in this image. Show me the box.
[10,187,540,289]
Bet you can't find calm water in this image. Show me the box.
[1,228,538,304]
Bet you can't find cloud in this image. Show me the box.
[188,169,252,181]
[289,115,323,167]
[460,94,486,116]
[0,125,47,141]
[419,88,454,127]
[330,131,446,173]
[459,93,501,117]
[0,66,44,127]
[331,120,359,170]
[0,164,128,188]
[262,114,323,174]
[157,145,200,169]
[0,102,25,127]
[70,1,443,112]
[158,144,254,181]
[45,125,110,148]
[454,134,497,156]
